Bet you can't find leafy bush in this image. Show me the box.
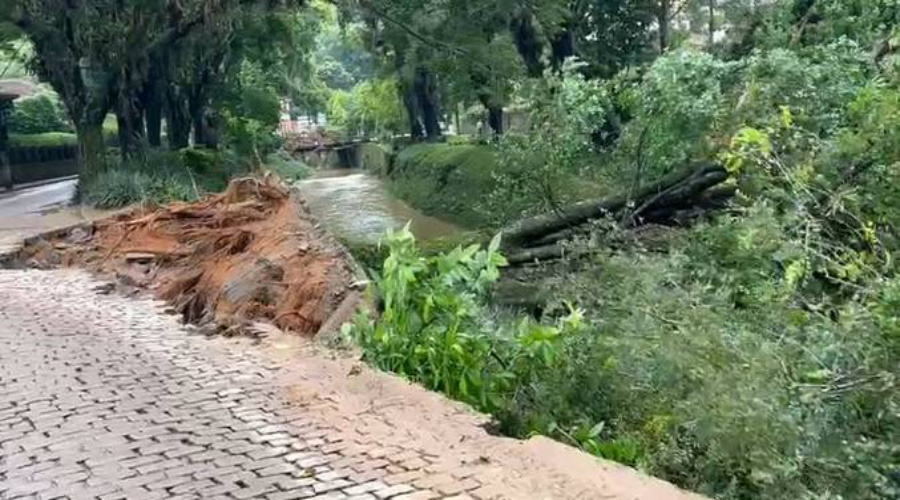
[81,169,193,209]
[549,233,898,500]
[9,132,76,147]
[347,227,581,413]
[8,94,70,134]
[502,54,898,499]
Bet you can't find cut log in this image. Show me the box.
[502,163,727,248]
[506,244,568,265]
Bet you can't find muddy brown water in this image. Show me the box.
[297,168,460,244]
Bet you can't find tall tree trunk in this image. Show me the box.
[487,106,503,137]
[478,91,503,136]
[75,120,107,179]
[72,57,112,179]
[192,108,206,147]
[188,87,217,149]
[414,68,442,140]
[191,107,220,149]
[143,79,164,148]
[115,90,146,161]
[510,10,544,77]
[201,109,221,149]
[146,96,163,148]
[658,0,672,52]
[708,0,716,49]
[165,87,191,150]
[141,55,166,148]
[550,22,576,72]
[395,50,424,141]
[401,85,425,140]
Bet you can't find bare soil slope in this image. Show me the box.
[18,176,355,335]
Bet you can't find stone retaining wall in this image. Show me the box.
[4,144,79,187]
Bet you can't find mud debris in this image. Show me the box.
[17,177,356,336]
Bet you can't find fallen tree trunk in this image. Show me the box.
[506,244,569,265]
[502,163,728,249]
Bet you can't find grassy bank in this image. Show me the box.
[385,143,497,228]
[383,142,605,229]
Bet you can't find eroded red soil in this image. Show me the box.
[19,177,355,335]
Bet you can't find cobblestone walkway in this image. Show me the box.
[0,270,703,500]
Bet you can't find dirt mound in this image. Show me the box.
[18,177,356,335]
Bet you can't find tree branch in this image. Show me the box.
[355,0,468,55]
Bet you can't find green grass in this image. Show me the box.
[388,143,498,228]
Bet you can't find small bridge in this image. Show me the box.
[290,139,379,170]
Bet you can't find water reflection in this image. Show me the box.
[297,169,460,244]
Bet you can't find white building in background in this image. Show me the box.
[278,99,327,137]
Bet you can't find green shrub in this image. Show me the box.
[81,169,190,209]
[542,239,898,500]
[445,134,479,146]
[347,227,582,412]
[9,132,76,147]
[485,62,614,226]
[8,94,70,134]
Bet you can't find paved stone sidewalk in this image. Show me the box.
[0,270,703,500]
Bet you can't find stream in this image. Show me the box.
[297,168,460,244]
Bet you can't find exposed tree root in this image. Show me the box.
[18,176,355,335]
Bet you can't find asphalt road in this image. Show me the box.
[0,178,110,253]
[0,178,78,221]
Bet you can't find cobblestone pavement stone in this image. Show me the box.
[0,270,705,500]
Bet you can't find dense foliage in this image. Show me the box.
[2,1,897,499]
[328,77,406,138]
[348,227,582,416]
[7,93,69,134]
[346,2,900,500]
